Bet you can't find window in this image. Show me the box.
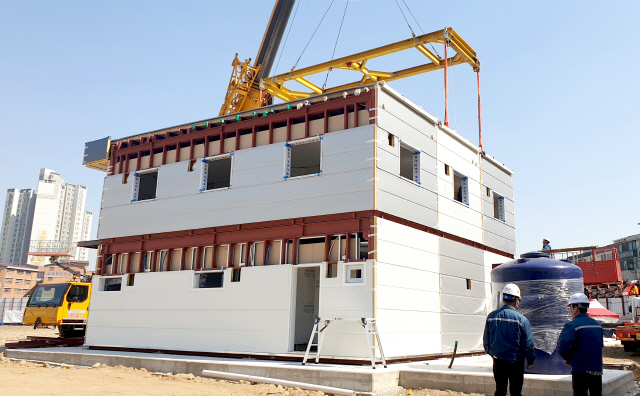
[399,143,420,183]
[66,285,89,303]
[24,280,30,286]
[5,278,12,284]
[466,279,472,290]
[157,250,169,271]
[444,164,450,176]
[201,156,232,191]
[14,289,20,294]
[6,269,13,274]
[453,172,469,205]
[15,279,22,284]
[103,278,122,291]
[3,288,10,293]
[28,284,70,307]
[132,170,158,202]
[346,264,364,284]
[285,139,321,178]
[127,274,135,286]
[493,192,505,222]
[486,187,491,197]
[326,263,337,278]
[16,270,23,275]
[198,272,224,288]
[387,133,395,147]
[48,277,53,281]
[231,268,241,282]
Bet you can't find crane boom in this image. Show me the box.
[219,0,296,116]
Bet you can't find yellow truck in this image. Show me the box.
[23,256,92,338]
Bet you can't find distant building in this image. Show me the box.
[614,233,640,281]
[0,168,93,267]
[41,260,89,283]
[0,264,39,297]
[0,189,36,265]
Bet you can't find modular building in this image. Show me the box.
[82,82,516,360]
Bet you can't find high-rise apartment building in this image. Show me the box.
[0,189,36,265]
[0,169,93,267]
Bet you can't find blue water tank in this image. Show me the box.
[491,251,584,375]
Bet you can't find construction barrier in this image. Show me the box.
[0,297,29,324]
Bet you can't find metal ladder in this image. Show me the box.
[302,318,387,369]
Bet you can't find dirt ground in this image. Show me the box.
[603,342,640,381]
[0,325,484,396]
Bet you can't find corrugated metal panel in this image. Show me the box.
[440,256,485,282]
[440,239,484,263]
[483,231,517,255]
[483,216,516,241]
[97,169,373,239]
[481,171,513,200]
[376,190,438,229]
[437,131,479,165]
[481,159,513,187]
[440,276,487,299]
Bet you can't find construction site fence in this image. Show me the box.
[598,297,627,317]
[0,297,29,324]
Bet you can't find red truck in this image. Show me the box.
[546,246,623,298]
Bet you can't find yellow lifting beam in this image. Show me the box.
[262,27,479,102]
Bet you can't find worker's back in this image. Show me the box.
[483,305,534,362]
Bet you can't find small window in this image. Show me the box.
[285,140,321,178]
[157,250,169,271]
[326,263,337,278]
[127,274,135,286]
[466,279,472,290]
[388,133,395,147]
[103,278,122,291]
[493,192,505,222]
[486,187,491,197]
[399,143,420,183]
[198,272,224,288]
[453,172,469,205]
[66,285,89,303]
[122,173,129,184]
[132,171,158,202]
[187,159,196,172]
[346,264,364,283]
[444,164,450,176]
[202,156,232,191]
[231,268,241,282]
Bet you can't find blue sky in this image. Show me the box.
[1,1,639,267]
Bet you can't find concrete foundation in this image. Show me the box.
[5,348,635,396]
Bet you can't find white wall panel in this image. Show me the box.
[376,262,440,292]
[440,257,485,282]
[441,275,486,299]
[376,190,438,229]
[376,218,439,254]
[481,159,513,187]
[484,231,517,255]
[441,295,489,316]
[484,216,516,241]
[437,145,480,183]
[481,172,514,200]
[101,175,133,208]
[442,333,484,353]
[156,162,200,199]
[86,266,293,354]
[377,170,438,210]
[376,146,399,176]
[232,144,285,188]
[440,238,484,263]
[375,241,439,273]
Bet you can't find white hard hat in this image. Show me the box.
[567,293,590,306]
[502,283,521,299]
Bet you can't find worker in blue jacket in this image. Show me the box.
[483,283,535,396]
[557,293,603,396]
